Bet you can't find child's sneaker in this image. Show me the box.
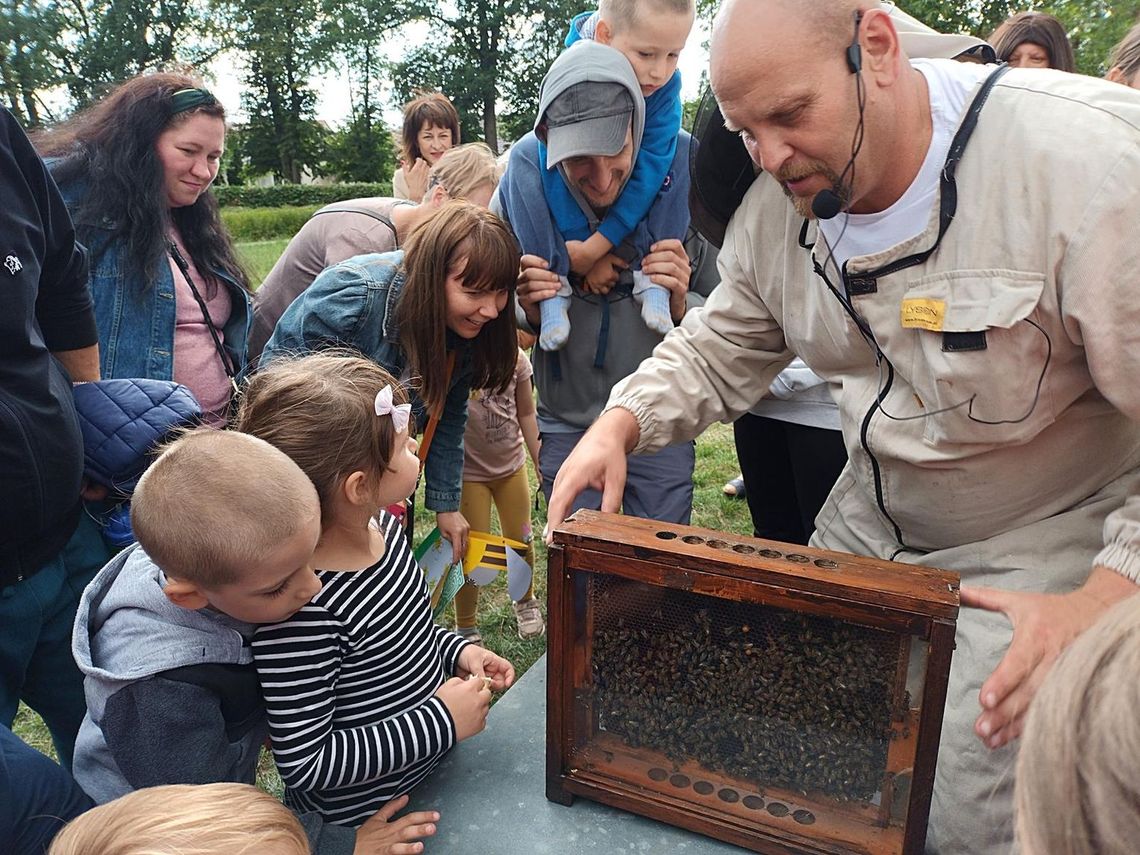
[456,625,483,646]
[513,597,546,640]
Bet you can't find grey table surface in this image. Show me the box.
[408,653,746,853]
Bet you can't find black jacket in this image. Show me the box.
[0,107,97,584]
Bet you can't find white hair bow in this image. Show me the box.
[374,385,412,434]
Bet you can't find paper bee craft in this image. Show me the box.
[415,528,533,619]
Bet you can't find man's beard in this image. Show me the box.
[775,162,850,220]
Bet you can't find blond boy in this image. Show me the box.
[70,431,321,802]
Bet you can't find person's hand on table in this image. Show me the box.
[353,794,439,855]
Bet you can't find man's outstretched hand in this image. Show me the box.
[545,408,640,542]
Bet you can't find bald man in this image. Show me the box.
[547,1,1140,851]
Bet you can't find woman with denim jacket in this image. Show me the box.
[36,72,251,428]
[261,201,519,564]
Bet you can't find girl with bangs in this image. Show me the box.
[261,200,519,563]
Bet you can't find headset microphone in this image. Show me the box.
[811,189,843,220]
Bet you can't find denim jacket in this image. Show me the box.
[55,180,251,382]
[261,251,471,513]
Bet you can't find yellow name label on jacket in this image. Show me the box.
[900,298,946,331]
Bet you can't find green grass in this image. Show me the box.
[236,238,291,289]
[13,239,754,790]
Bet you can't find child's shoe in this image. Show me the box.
[456,625,483,646]
[513,597,546,640]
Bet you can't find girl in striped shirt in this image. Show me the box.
[236,353,516,830]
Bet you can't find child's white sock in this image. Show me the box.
[539,291,572,351]
[636,280,673,336]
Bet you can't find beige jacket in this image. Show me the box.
[609,67,1140,581]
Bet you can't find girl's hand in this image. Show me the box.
[435,675,491,741]
[353,794,438,855]
[404,157,431,200]
[436,510,469,564]
[456,644,517,692]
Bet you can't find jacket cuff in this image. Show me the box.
[598,217,630,248]
[600,398,657,456]
[425,488,460,513]
[1093,542,1140,582]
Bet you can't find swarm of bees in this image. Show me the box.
[588,582,905,802]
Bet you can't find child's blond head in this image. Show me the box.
[235,353,411,523]
[428,142,499,203]
[131,429,319,588]
[599,0,695,35]
[1015,594,1140,855]
[48,783,309,855]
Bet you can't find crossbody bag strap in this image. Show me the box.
[417,350,457,467]
[167,239,239,394]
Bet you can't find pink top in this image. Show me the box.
[462,349,532,482]
[168,230,233,427]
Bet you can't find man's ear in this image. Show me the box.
[427,184,449,208]
[860,8,902,83]
[595,18,613,45]
[1107,66,1127,84]
[163,577,210,611]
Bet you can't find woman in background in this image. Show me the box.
[392,92,460,201]
[36,71,250,427]
[988,11,1076,72]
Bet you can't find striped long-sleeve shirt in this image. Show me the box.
[253,513,470,826]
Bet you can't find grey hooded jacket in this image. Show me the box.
[71,545,355,854]
[494,40,714,431]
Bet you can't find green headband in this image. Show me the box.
[169,87,218,115]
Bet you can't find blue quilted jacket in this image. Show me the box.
[72,379,201,495]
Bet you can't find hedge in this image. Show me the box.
[213,182,392,208]
[221,205,322,242]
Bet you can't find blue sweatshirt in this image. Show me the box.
[533,11,687,274]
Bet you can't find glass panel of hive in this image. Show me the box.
[569,572,928,833]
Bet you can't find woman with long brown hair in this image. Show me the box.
[36,71,251,427]
[260,200,518,562]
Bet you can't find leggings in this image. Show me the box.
[455,465,536,629]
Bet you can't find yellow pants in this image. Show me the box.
[455,465,535,629]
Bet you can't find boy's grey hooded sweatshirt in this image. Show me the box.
[494,41,707,431]
[71,545,355,855]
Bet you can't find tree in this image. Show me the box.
[324,111,398,182]
[322,0,411,180]
[0,0,64,125]
[51,0,225,108]
[389,0,581,152]
[224,0,328,182]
